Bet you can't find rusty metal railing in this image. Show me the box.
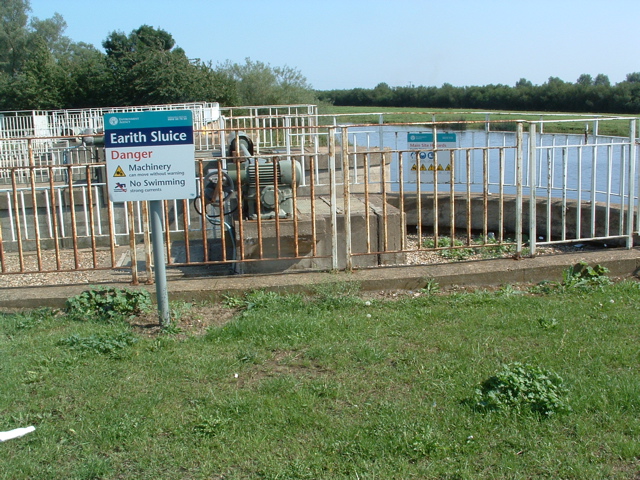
[1,117,638,286]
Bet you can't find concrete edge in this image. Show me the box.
[1,249,639,309]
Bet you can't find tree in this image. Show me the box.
[515,78,532,88]
[625,72,640,83]
[4,35,64,109]
[576,74,593,86]
[594,74,610,87]
[217,58,317,106]
[0,0,30,74]
[102,25,238,107]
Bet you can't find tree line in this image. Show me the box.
[317,75,640,114]
[0,0,316,110]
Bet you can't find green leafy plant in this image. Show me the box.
[58,331,138,357]
[65,287,152,322]
[423,236,475,261]
[538,317,559,329]
[421,278,441,295]
[562,262,612,290]
[193,414,231,438]
[473,362,570,417]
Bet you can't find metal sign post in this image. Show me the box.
[104,110,196,327]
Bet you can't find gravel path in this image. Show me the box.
[0,238,596,289]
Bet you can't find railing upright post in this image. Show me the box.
[528,123,537,257]
[342,126,352,270]
[516,122,523,255]
[627,119,636,248]
[328,127,338,270]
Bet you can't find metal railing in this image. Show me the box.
[0,114,638,284]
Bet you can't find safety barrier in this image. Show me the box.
[0,111,637,284]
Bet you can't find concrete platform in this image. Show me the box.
[1,248,639,309]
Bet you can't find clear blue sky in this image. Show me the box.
[28,0,640,91]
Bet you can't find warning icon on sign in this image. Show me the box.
[113,166,126,177]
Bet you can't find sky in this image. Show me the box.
[28,0,640,91]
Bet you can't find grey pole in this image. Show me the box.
[149,200,170,327]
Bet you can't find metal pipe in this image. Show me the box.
[149,200,170,327]
[433,125,439,247]
[342,126,352,270]
[529,124,537,256]
[328,127,338,270]
[142,201,153,283]
[309,154,317,257]
[363,152,372,254]
[127,201,139,285]
[67,165,80,269]
[626,119,636,249]
[86,165,97,269]
[48,166,61,271]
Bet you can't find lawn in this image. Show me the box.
[1,273,639,479]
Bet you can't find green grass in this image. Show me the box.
[1,280,640,479]
[318,105,634,137]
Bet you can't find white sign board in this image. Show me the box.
[405,132,456,185]
[105,110,197,202]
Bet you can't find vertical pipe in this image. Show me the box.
[466,149,472,246]
[561,147,567,241]
[274,157,282,258]
[291,153,299,258]
[180,199,190,264]
[590,143,598,237]
[341,126,352,270]
[363,152,371,254]
[416,148,423,249]
[127,201,139,285]
[149,200,170,327]
[432,125,438,247]
[528,124,537,256]
[577,147,583,239]
[142,201,153,283]
[86,165,98,268]
[28,139,43,271]
[626,119,636,248]
[515,122,524,253]
[198,160,208,262]
[449,150,455,243]
[49,167,61,271]
[309,154,317,257]
[618,140,626,237]
[398,150,405,252]
[163,201,173,264]
[482,148,488,243]
[235,156,245,261]
[498,148,505,244]
[106,188,116,268]
[255,157,264,259]
[67,165,80,269]
[329,127,338,270]
[0,191,5,273]
[605,144,612,236]
[381,151,389,252]
[546,149,552,241]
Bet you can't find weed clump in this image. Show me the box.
[473,362,570,417]
[65,287,151,322]
[562,261,612,290]
[59,331,138,357]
